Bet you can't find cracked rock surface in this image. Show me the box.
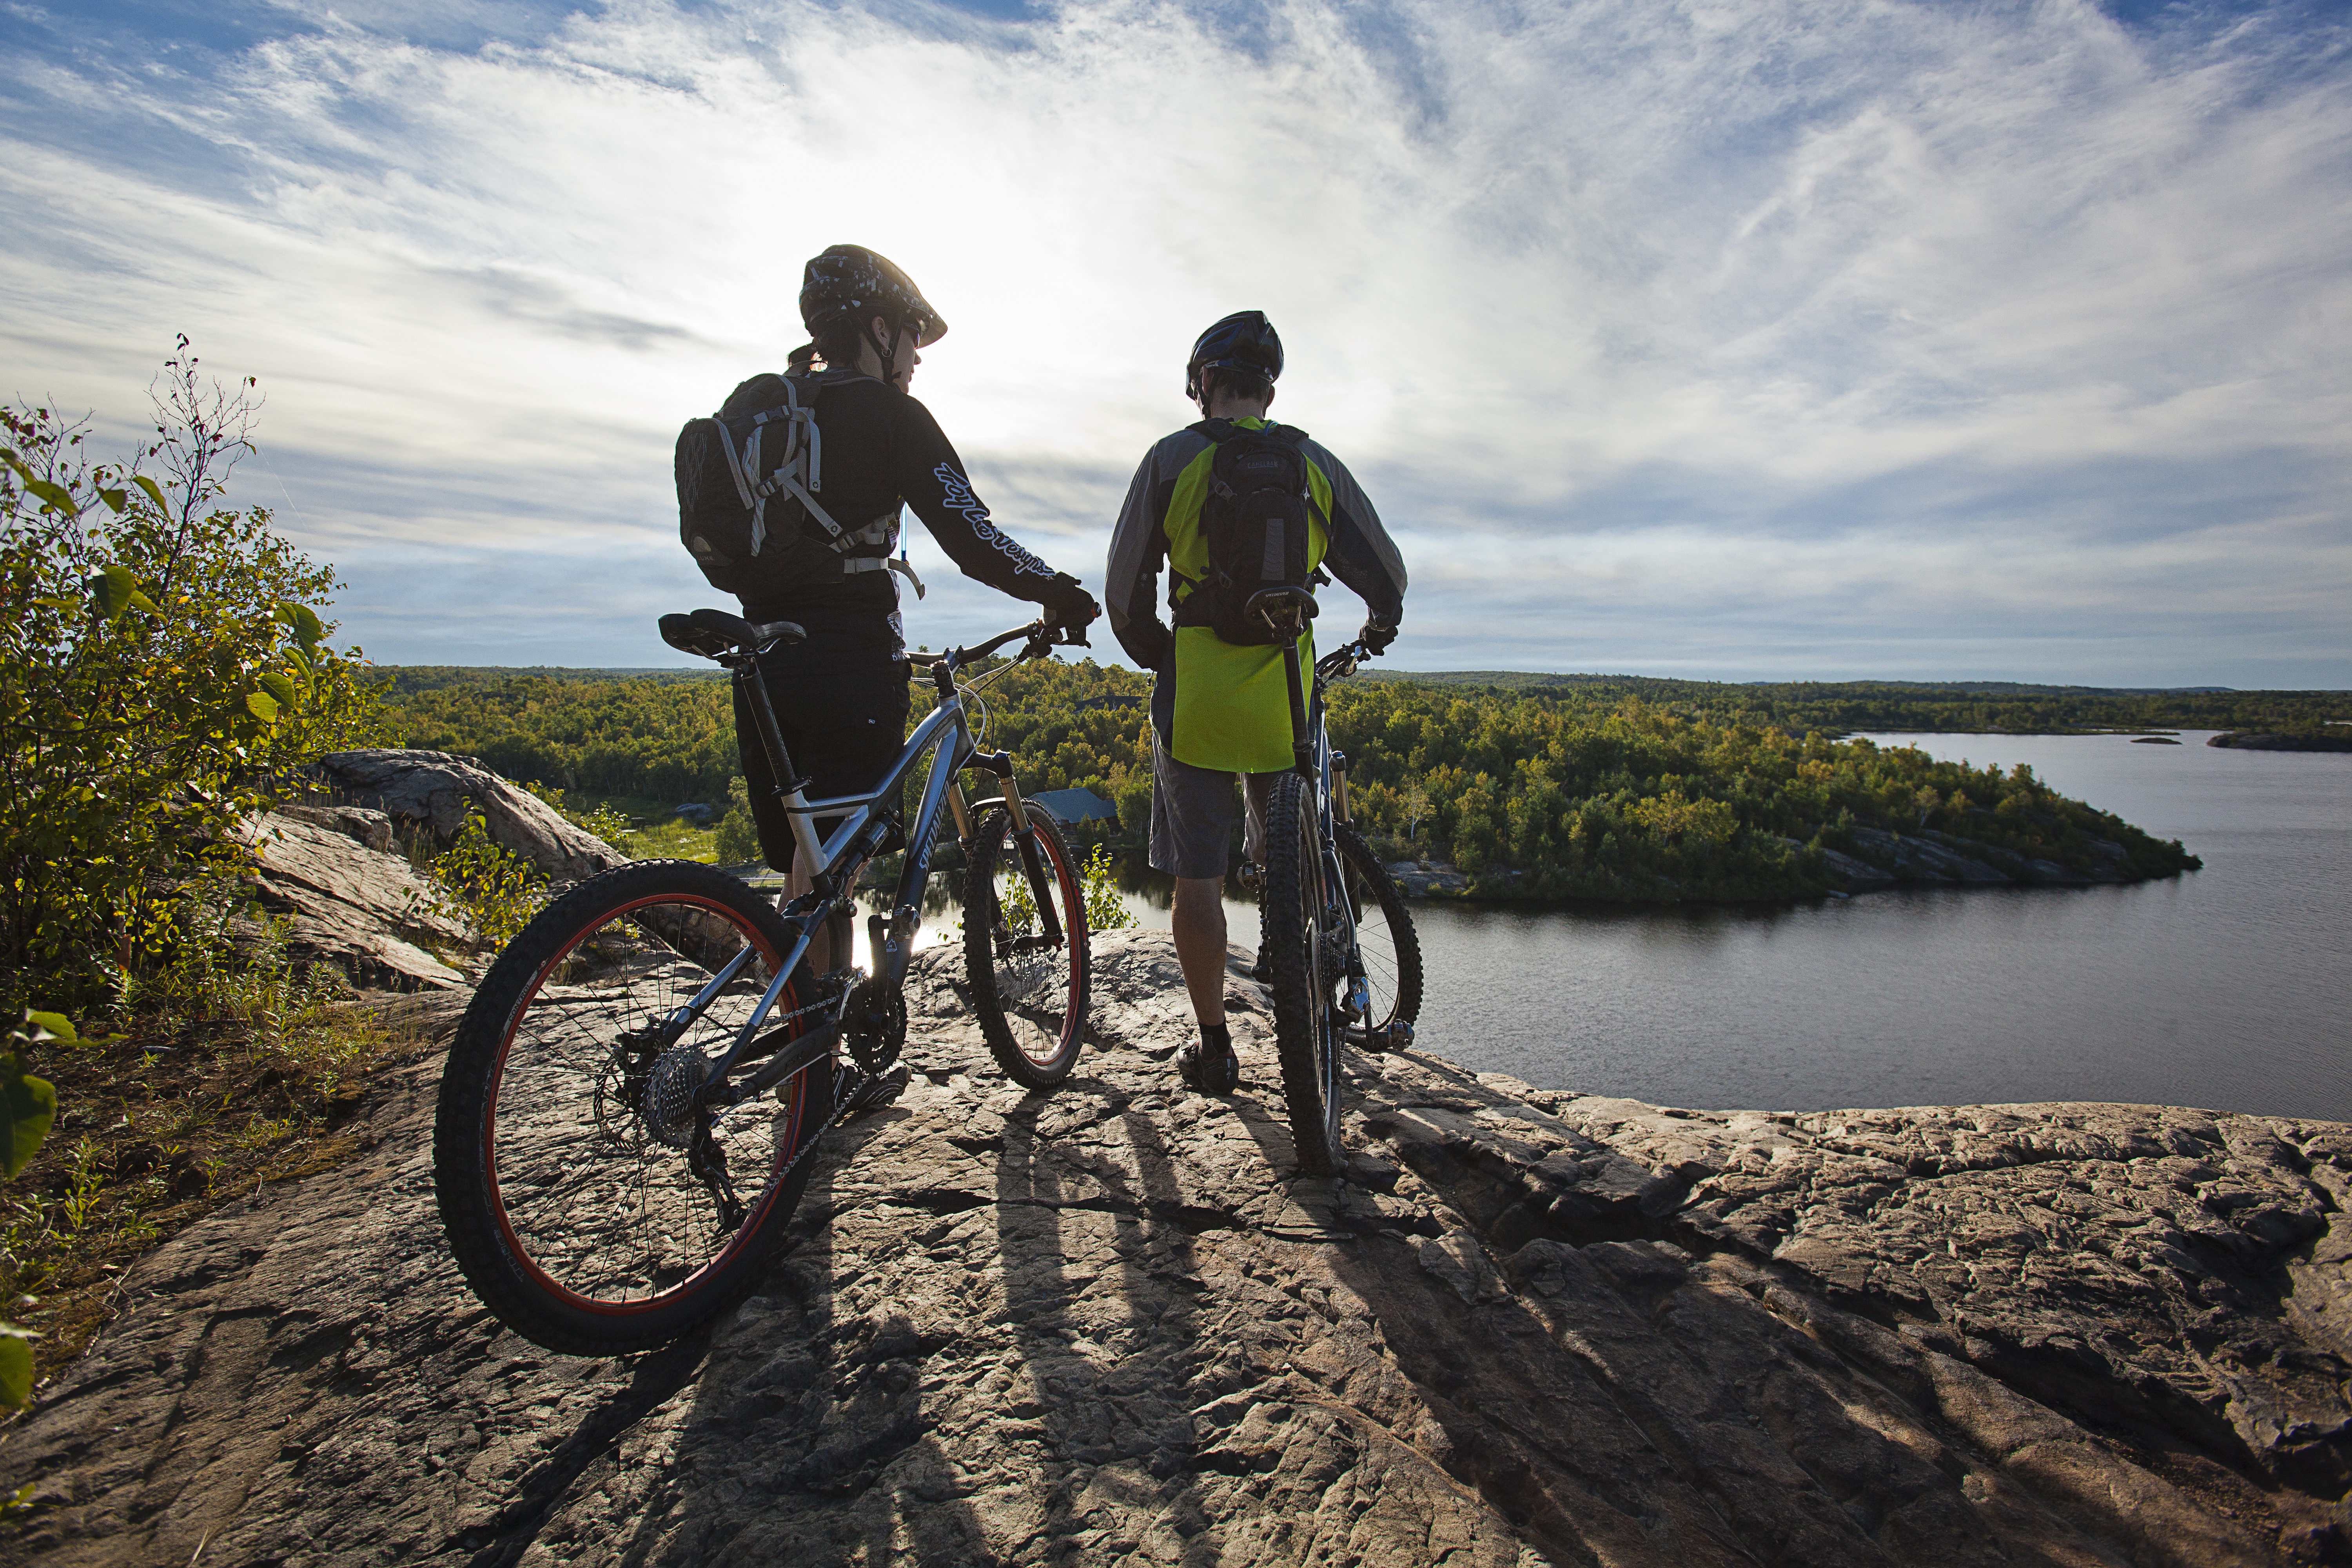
[234,808,479,991]
[5,930,2347,1566]
[310,749,629,883]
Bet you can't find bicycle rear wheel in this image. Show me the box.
[1263,773,1344,1174]
[964,800,1089,1090]
[434,859,828,1354]
[1335,821,1422,1049]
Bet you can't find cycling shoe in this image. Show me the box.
[1176,1037,1242,1095]
[837,1065,910,1122]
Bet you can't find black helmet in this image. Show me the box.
[799,244,947,347]
[1185,311,1282,401]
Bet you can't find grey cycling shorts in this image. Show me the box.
[1149,738,1279,881]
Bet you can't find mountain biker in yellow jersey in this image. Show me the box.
[1102,312,1408,1093]
[675,246,1099,1111]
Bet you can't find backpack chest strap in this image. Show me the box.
[842,555,927,597]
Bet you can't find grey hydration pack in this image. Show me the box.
[674,370,923,602]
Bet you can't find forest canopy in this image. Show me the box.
[376,660,2234,905]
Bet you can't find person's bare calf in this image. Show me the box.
[1171,876,1227,1024]
[1172,875,1241,1091]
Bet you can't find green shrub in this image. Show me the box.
[521,779,631,845]
[1,350,389,1009]
[425,815,547,947]
[714,777,762,864]
[1081,844,1137,932]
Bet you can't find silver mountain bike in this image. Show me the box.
[434,608,1091,1353]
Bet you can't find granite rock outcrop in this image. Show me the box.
[5,915,2347,1566]
[232,806,479,990]
[310,748,629,882]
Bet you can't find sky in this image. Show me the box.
[3,0,2347,686]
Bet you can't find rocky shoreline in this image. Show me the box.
[2210,733,2352,754]
[3,754,2341,1565]
[1387,815,2172,901]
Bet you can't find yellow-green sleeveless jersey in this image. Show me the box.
[1105,417,1407,773]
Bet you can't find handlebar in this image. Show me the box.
[1315,640,1379,682]
[906,617,1088,680]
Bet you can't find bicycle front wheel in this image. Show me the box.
[1263,773,1344,1174]
[1335,820,1422,1047]
[434,859,827,1354]
[963,800,1089,1090]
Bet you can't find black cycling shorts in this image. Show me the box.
[735,650,911,874]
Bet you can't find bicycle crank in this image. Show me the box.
[844,975,907,1076]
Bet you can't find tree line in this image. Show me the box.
[376,658,2209,903]
[1365,671,2349,738]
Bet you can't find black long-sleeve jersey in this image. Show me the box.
[727,374,1063,668]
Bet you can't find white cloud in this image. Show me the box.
[2,0,2346,681]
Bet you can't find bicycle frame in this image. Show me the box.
[673,621,1071,1113]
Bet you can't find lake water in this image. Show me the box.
[1110,731,2351,1119]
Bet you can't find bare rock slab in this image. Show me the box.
[5,930,2346,1566]
[312,749,627,882]
[234,808,478,990]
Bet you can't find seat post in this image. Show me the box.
[729,656,799,790]
[728,654,831,885]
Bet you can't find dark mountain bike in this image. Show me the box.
[434,608,1091,1354]
[1250,590,1424,1175]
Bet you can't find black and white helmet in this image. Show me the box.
[1185,310,1283,401]
[799,244,947,347]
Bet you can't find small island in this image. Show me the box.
[2210,730,2352,753]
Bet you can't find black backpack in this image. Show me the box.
[674,370,900,601]
[1179,419,1322,646]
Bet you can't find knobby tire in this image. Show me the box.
[1334,821,1422,1043]
[1263,773,1344,1174]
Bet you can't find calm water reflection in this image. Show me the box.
[1118,731,2350,1118]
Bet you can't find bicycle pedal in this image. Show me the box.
[836,1065,909,1123]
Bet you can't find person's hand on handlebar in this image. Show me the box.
[1039,572,1100,645]
[1356,617,1396,655]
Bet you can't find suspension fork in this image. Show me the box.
[1002,769,1067,947]
[962,744,1064,947]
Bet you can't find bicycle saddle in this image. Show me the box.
[658,609,807,661]
[1244,587,1319,629]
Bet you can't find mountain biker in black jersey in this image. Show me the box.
[1102,311,1407,1094]
[713,245,1099,987]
